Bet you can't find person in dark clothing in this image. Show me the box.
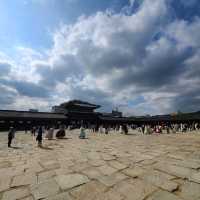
[36,126,43,147]
[105,126,109,134]
[125,125,128,134]
[122,124,128,135]
[141,125,145,134]
[56,126,66,139]
[8,127,15,147]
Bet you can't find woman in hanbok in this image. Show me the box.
[119,125,123,134]
[79,126,86,139]
[144,125,148,135]
[99,125,103,134]
[46,128,54,140]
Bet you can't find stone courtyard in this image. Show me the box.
[0,130,200,200]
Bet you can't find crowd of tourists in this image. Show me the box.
[7,122,200,148]
[137,122,200,134]
[7,125,67,148]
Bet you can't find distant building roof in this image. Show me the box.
[60,100,101,109]
[129,111,200,121]
[29,109,39,112]
[0,110,67,120]
[99,116,131,122]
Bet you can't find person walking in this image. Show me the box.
[8,127,15,147]
[141,125,145,134]
[36,126,43,147]
[122,124,128,135]
[31,126,36,136]
[46,127,54,140]
[79,125,86,139]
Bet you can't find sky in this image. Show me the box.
[0,0,200,116]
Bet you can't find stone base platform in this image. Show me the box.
[0,130,200,200]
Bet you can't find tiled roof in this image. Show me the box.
[60,100,101,109]
[0,110,67,119]
[99,116,131,122]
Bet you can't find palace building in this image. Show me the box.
[0,110,67,131]
[52,100,101,123]
[0,99,200,131]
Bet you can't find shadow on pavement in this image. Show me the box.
[56,137,72,140]
[39,146,54,150]
[10,146,23,149]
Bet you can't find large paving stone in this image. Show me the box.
[142,171,179,192]
[0,177,11,193]
[155,163,193,179]
[168,153,192,161]
[44,191,73,200]
[0,161,12,169]
[11,173,37,187]
[101,154,116,161]
[41,160,60,170]
[21,196,34,200]
[97,165,118,176]
[59,160,74,168]
[30,179,60,200]
[14,161,27,167]
[0,168,16,179]
[13,165,27,176]
[87,152,101,160]
[122,166,145,178]
[108,160,128,170]
[55,174,89,190]
[117,158,132,166]
[70,180,107,200]
[55,167,74,176]
[146,190,182,200]
[113,179,156,200]
[89,159,106,167]
[148,170,176,180]
[2,187,30,200]
[25,162,43,173]
[164,156,200,168]
[178,181,200,200]
[173,159,200,170]
[70,162,90,173]
[133,153,154,162]
[139,159,157,166]
[97,172,128,187]
[38,170,56,183]
[190,171,200,183]
[95,189,125,200]
[82,167,103,179]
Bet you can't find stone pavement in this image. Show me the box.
[0,130,200,200]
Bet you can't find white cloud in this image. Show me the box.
[1,0,200,115]
[166,18,200,49]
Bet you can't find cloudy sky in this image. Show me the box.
[0,0,200,116]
